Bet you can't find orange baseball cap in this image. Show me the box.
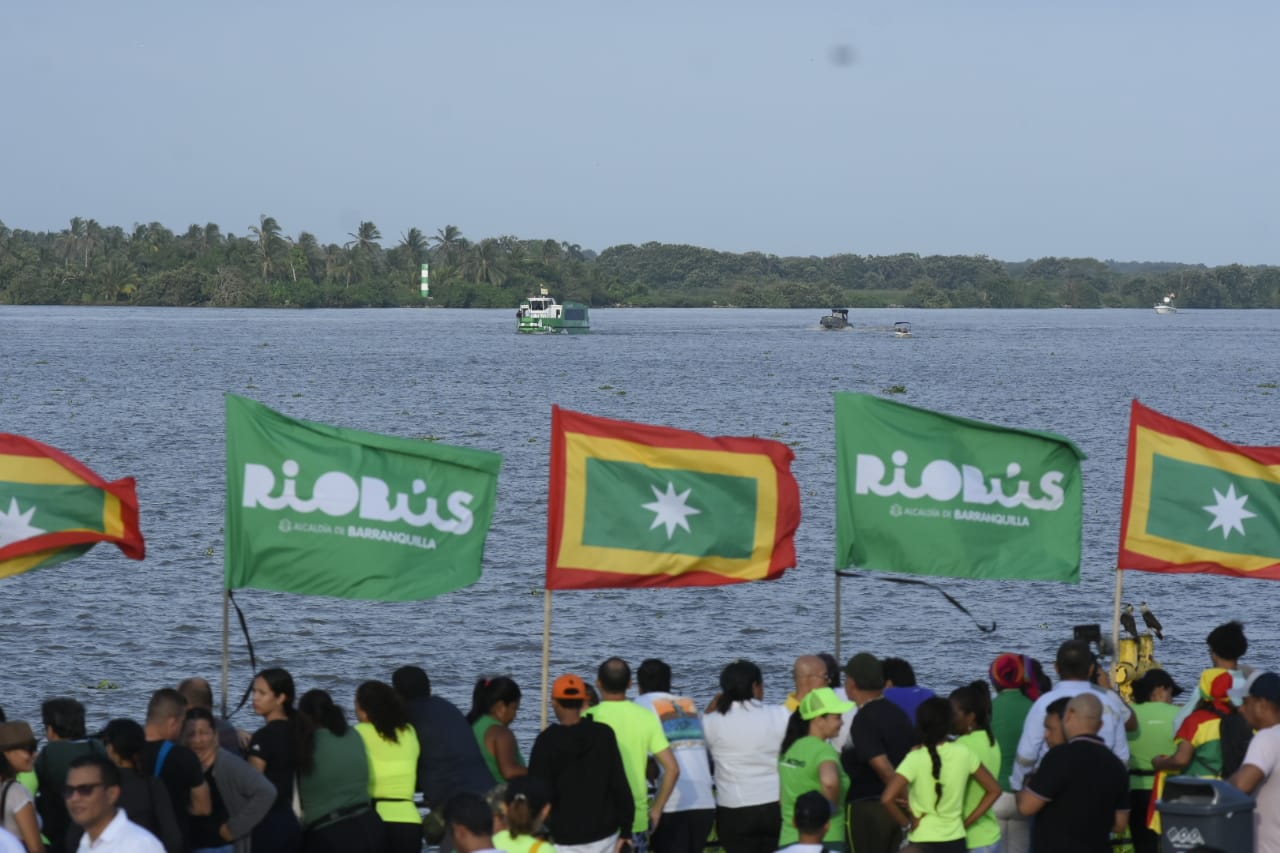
[552,673,588,700]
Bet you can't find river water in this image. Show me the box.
[1,306,1277,744]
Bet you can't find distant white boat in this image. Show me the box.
[893,321,912,338]
[1154,294,1177,315]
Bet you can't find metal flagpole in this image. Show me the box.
[540,590,552,730]
[220,588,231,718]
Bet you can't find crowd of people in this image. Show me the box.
[1,620,1278,853]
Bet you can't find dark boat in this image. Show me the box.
[820,308,850,330]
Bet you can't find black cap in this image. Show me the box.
[793,790,832,833]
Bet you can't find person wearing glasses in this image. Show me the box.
[0,720,43,852]
[64,754,164,852]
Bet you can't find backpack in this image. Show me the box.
[1217,709,1253,779]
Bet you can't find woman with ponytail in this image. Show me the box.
[881,697,1000,853]
[949,683,1000,853]
[354,680,422,853]
[248,667,302,852]
[493,775,557,853]
[777,688,852,852]
[294,690,382,853]
[466,676,527,783]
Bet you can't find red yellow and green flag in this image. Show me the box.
[547,406,801,589]
[0,434,145,579]
[1119,401,1280,579]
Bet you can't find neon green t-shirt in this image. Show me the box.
[1128,701,1178,792]
[778,735,847,846]
[896,742,978,844]
[585,700,671,833]
[355,722,421,825]
[953,732,1000,849]
[493,830,559,853]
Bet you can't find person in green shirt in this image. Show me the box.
[778,687,852,851]
[1126,669,1181,853]
[986,653,1049,853]
[466,677,527,784]
[584,658,678,853]
[493,774,558,853]
[295,689,381,851]
[949,682,1001,853]
[355,680,423,853]
[881,698,1001,853]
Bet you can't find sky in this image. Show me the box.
[3,1,1278,266]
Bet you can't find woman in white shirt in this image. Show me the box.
[701,660,791,853]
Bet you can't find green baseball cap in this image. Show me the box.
[799,686,855,720]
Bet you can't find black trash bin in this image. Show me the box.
[1157,776,1254,852]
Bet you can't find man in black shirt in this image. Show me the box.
[841,653,916,853]
[529,673,634,853]
[392,665,494,808]
[138,688,212,847]
[1018,693,1129,853]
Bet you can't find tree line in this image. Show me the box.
[1,217,1277,309]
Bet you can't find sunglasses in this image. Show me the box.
[63,782,105,799]
[4,743,38,754]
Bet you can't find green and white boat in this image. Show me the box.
[517,287,590,334]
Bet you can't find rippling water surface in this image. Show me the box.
[2,306,1278,745]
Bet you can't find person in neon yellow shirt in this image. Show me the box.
[493,775,558,853]
[584,658,678,853]
[355,680,422,853]
[949,683,1001,853]
[882,698,1001,852]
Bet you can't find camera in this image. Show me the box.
[1073,623,1113,655]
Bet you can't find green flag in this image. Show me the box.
[225,395,502,601]
[835,393,1085,582]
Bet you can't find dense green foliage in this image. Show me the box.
[1,217,1277,308]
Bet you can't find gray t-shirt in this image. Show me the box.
[0,780,34,839]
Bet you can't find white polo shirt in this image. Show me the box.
[76,809,165,852]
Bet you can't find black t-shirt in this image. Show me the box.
[249,718,296,811]
[1026,735,1130,853]
[139,739,206,844]
[841,695,916,801]
[189,765,230,847]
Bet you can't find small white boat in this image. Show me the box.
[517,286,590,334]
[1154,294,1177,315]
[893,321,912,338]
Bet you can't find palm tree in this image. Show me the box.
[203,222,223,253]
[346,221,382,254]
[399,227,429,268]
[431,225,464,265]
[296,231,323,281]
[249,215,284,284]
[93,257,137,303]
[465,238,505,286]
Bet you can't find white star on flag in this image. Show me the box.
[1203,483,1256,540]
[0,497,46,548]
[642,481,702,540]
